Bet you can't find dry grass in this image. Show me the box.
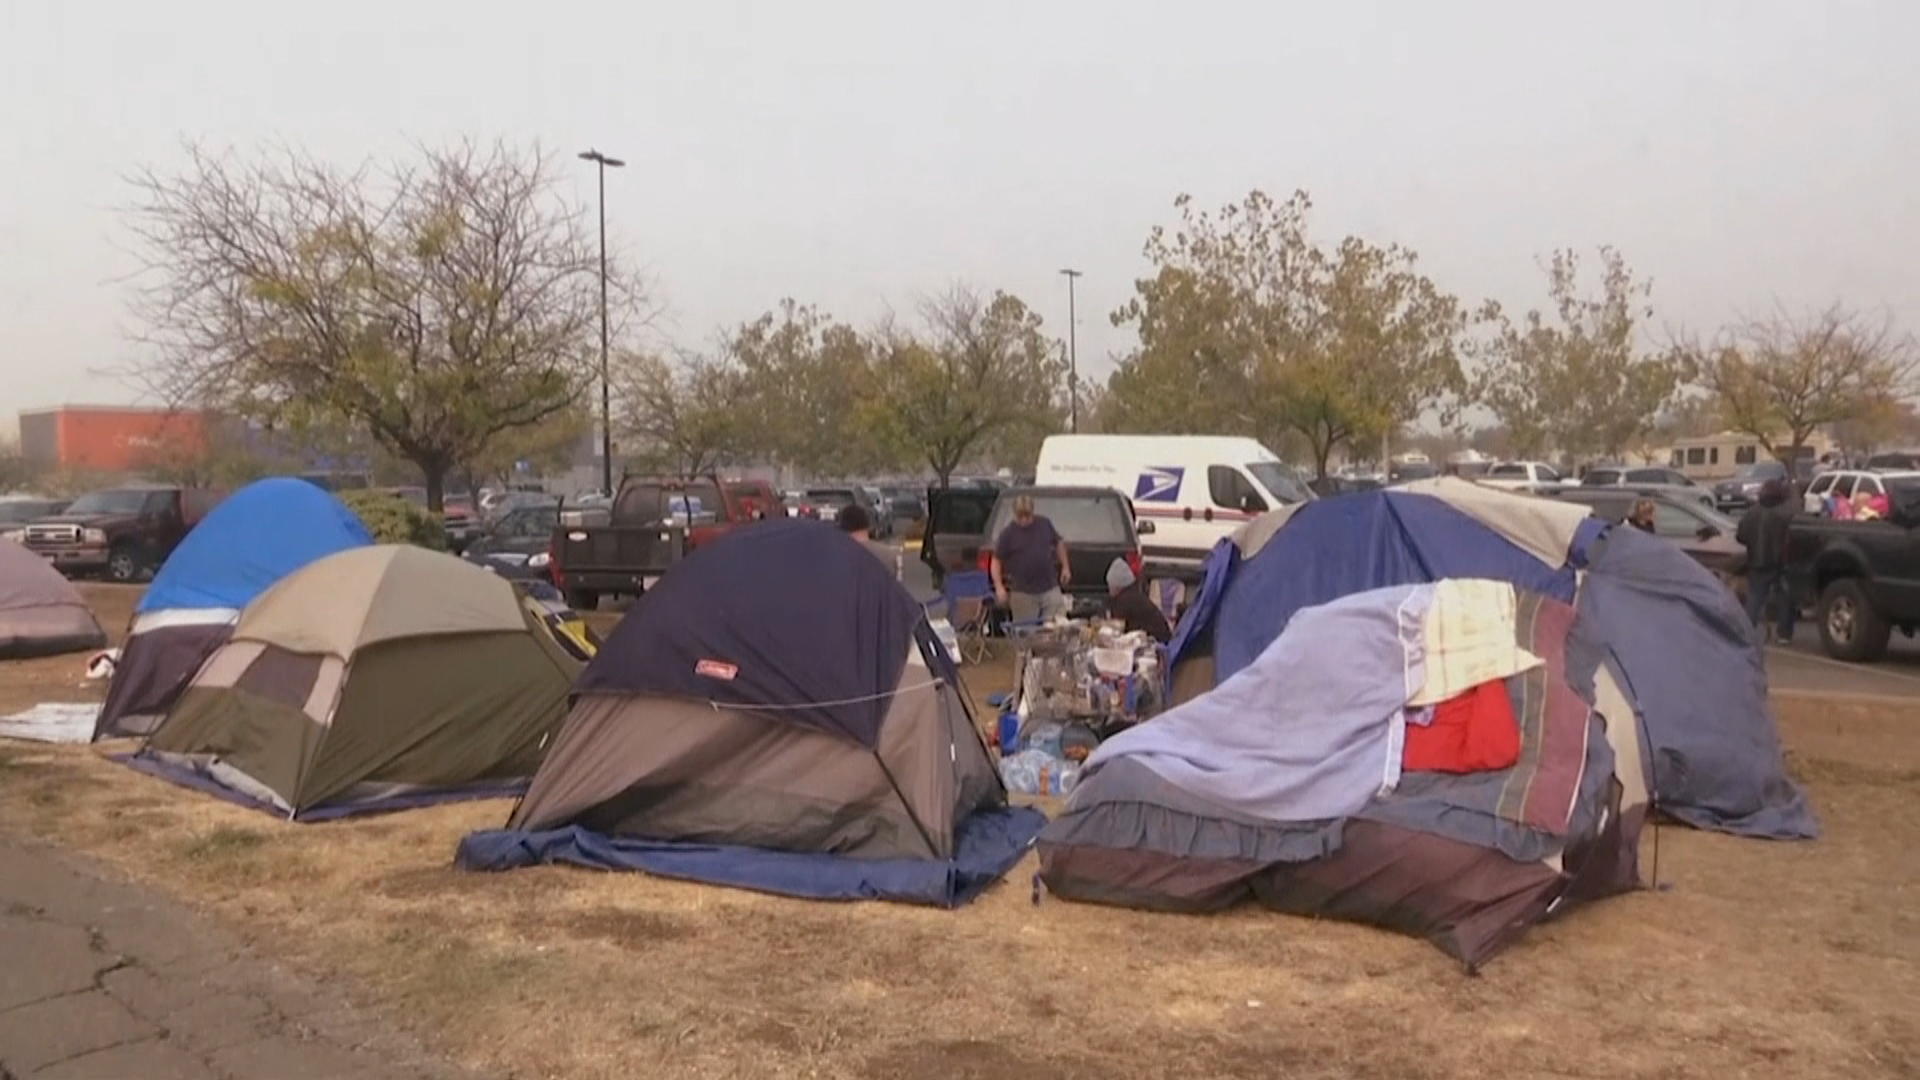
[0,586,1916,1078]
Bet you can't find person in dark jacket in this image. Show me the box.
[1736,477,1797,643]
[1104,558,1172,644]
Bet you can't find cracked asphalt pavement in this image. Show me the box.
[0,833,470,1080]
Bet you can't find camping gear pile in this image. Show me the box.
[1038,477,1817,967]
[997,619,1165,795]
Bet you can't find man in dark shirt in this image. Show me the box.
[1104,558,1172,643]
[992,495,1070,621]
[1736,478,1797,643]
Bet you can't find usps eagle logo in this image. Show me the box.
[1133,466,1184,502]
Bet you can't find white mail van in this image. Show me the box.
[1034,434,1313,576]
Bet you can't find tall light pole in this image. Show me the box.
[1059,267,1082,433]
[578,148,625,495]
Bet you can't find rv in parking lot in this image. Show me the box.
[1034,434,1312,577]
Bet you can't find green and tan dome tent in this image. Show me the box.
[128,545,581,820]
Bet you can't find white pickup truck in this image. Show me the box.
[1478,461,1565,491]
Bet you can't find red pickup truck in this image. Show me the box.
[548,475,775,609]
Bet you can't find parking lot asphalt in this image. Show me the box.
[1766,624,1920,699]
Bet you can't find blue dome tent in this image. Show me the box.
[94,477,372,739]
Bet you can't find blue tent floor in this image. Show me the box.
[455,805,1048,907]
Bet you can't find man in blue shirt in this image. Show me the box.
[991,495,1070,621]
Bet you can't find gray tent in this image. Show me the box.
[0,540,106,659]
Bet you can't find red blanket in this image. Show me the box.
[1405,680,1520,773]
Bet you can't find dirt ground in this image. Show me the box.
[0,584,1916,1079]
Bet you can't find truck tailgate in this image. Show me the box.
[553,524,686,575]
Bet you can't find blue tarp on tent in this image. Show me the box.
[1203,491,1578,682]
[139,477,372,612]
[1165,487,1816,841]
[1567,526,1818,838]
[455,806,1048,907]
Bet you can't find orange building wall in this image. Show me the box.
[21,408,209,472]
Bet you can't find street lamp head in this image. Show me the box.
[1059,267,1082,278]
[578,149,626,167]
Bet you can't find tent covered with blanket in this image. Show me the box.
[95,478,372,739]
[457,517,1045,907]
[1164,478,1815,839]
[1038,479,1815,966]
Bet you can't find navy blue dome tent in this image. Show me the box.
[94,478,372,739]
[459,518,1044,906]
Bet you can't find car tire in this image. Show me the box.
[566,588,600,612]
[106,544,143,584]
[1818,578,1890,662]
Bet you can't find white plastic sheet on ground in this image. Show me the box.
[0,702,101,743]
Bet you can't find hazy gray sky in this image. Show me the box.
[4,1,1916,428]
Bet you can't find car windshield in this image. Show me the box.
[1734,462,1785,480]
[1585,469,1622,485]
[1245,462,1313,503]
[1392,463,1439,480]
[64,490,153,515]
[1885,477,1920,505]
[805,489,856,509]
[614,483,719,525]
[988,494,1132,545]
[0,502,55,524]
[496,506,559,536]
[1488,464,1529,478]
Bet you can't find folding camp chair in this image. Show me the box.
[937,567,997,662]
[947,594,994,665]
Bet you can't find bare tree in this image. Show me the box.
[724,300,890,477]
[1682,305,1918,462]
[613,349,753,478]
[0,438,38,493]
[127,141,615,509]
[1104,191,1468,479]
[1473,248,1688,461]
[866,286,1064,486]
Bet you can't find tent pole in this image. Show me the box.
[869,747,942,859]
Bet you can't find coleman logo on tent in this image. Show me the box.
[1133,466,1183,503]
[695,659,739,681]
